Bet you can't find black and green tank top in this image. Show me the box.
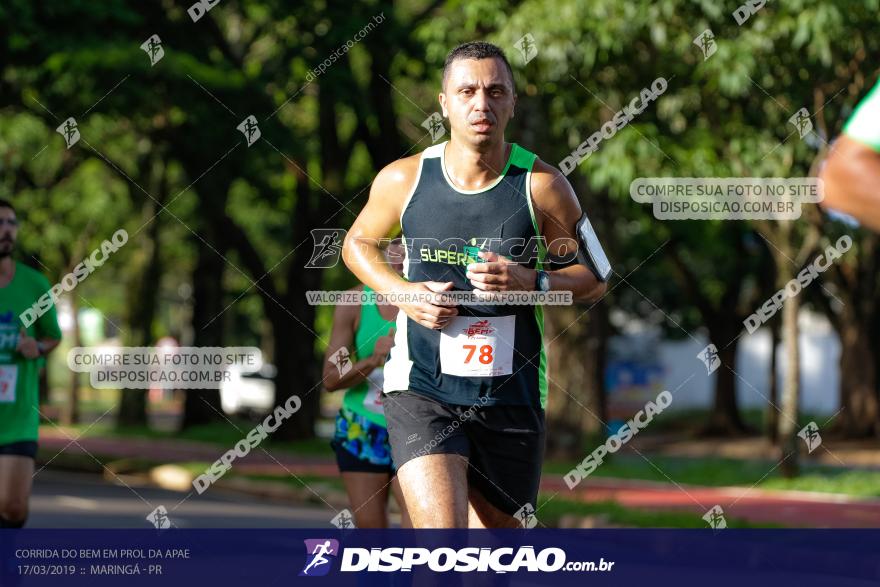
[383,141,548,409]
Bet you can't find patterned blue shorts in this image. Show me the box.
[330,408,394,468]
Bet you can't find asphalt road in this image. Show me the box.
[28,470,338,528]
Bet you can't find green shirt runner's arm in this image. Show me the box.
[29,274,62,360]
[322,303,380,393]
[844,81,880,151]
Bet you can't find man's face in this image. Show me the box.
[0,208,17,258]
[439,57,516,148]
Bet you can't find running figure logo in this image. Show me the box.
[515,33,538,65]
[237,115,262,147]
[789,108,813,139]
[140,34,165,66]
[421,112,446,143]
[146,505,172,529]
[797,421,822,453]
[702,505,727,530]
[515,503,538,529]
[56,117,80,149]
[331,508,356,529]
[329,347,353,377]
[693,29,717,60]
[305,228,344,268]
[299,539,339,577]
[697,344,721,375]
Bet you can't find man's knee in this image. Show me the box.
[467,486,518,529]
[398,455,469,527]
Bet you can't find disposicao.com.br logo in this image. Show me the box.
[299,539,614,575]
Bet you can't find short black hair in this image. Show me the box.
[442,42,515,91]
[0,200,15,214]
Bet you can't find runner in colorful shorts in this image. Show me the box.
[322,240,410,528]
[342,42,607,528]
[0,200,62,528]
[820,79,880,231]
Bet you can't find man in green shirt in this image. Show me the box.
[0,200,61,528]
[820,80,880,231]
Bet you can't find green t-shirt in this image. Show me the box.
[341,286,396,427]
[0,262,62,445]
[844,81,880,152]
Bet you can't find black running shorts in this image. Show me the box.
[0,441,38,459]
[383,390,545,516]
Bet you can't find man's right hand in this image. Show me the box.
[396,281,458,330]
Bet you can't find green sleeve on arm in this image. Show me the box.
[35,276,62,341]
[843,81,880,152]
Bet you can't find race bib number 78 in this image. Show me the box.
[439,316,515,377]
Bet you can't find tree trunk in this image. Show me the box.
[667,240,752,437]
[269,297,321,441]
[62,296,81,426]
[837,321,880,437]
[586,301,610,438]
[263,78,344,441]
[778,291,801,478]
[117,387,148,427]
[118,181,165,428]
[543,303,607,459]
[180,226,228,429]
[270,178,325,441]
[765,314,781,442]
[217,188,324,441]
[702,332,748,435]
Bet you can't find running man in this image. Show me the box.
[343,42,606,528]
[302,540,334,575]
[820,79,880,231]
[0,200,62,528]
[323,240,410,528]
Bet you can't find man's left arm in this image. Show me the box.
[465,160,608,302]
[529,161,607,301]
[18,279,63,360]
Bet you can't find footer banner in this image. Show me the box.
[1,529,877,586]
